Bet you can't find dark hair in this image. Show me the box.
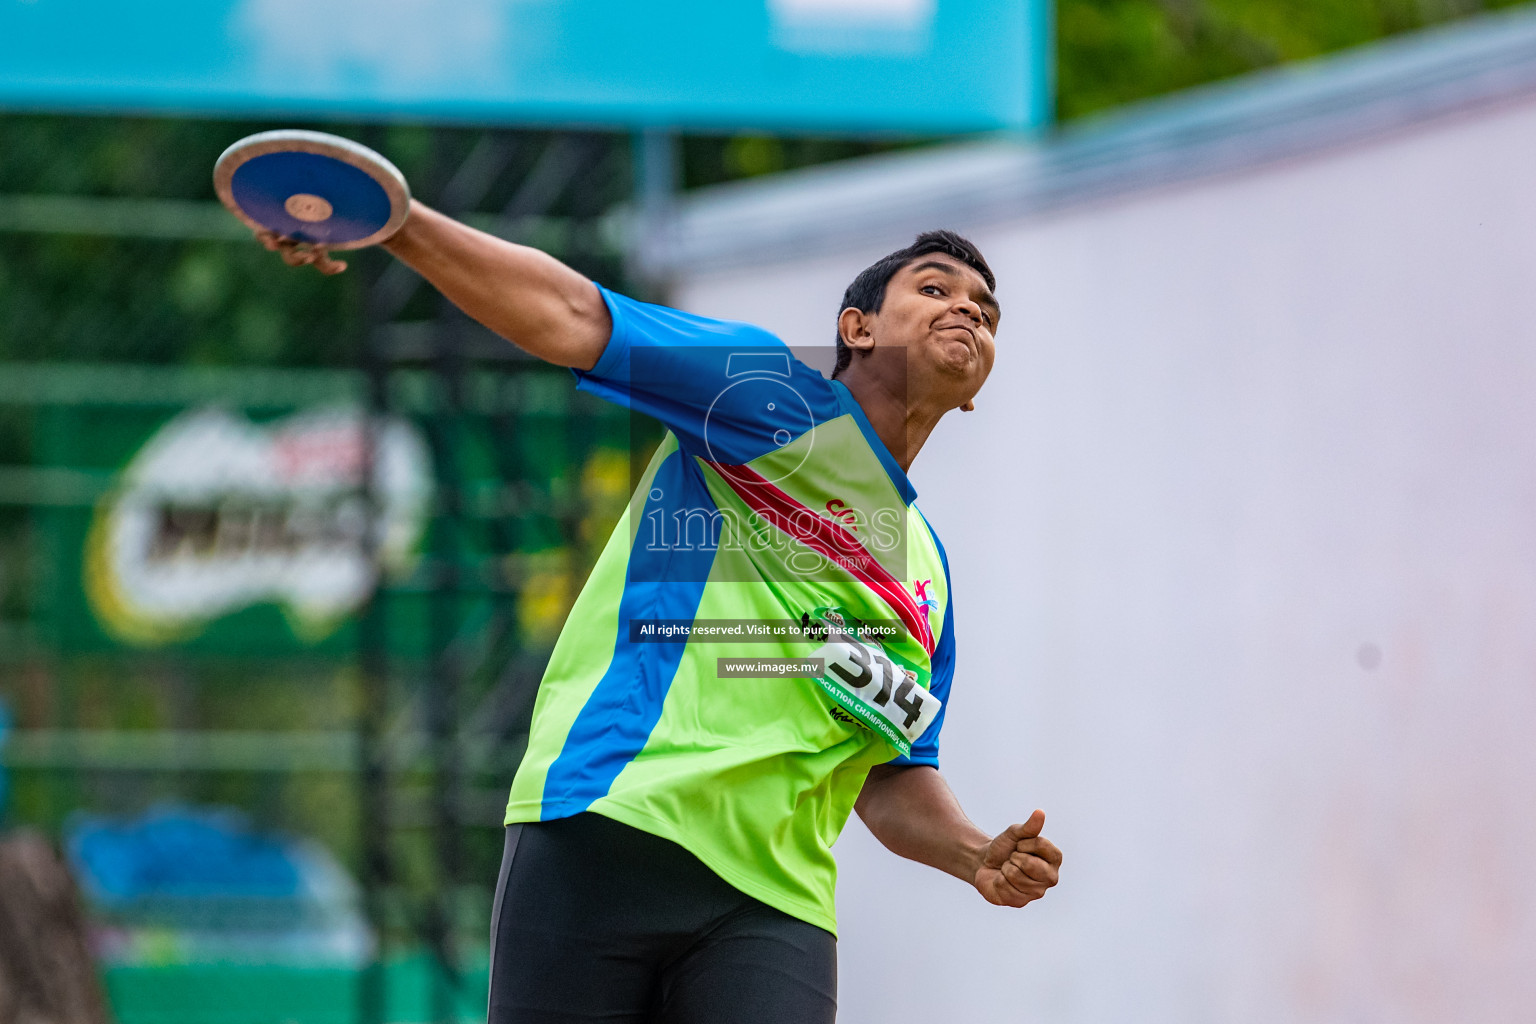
[832,229,996,379]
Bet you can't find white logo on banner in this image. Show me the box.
[767,0,936,54]
[235,0,509,93]
[85,406,432,646]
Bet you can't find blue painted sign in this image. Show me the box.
[0,0,1050,132]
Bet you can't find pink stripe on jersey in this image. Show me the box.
[703,461,935,655]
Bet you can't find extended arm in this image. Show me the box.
[855,763,1060,907]
[378,201,612,370]
[268,200,611,366]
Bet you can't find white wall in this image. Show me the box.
[674,96,1536,1024]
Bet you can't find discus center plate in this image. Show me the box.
[284,193,334,223]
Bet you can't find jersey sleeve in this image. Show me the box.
[890,539,955,768]
[574,284,841,462]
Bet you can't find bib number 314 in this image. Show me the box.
[810,632,941,757]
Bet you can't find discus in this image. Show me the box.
[213,130,410,250]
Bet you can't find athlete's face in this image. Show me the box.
[851,254,999,407]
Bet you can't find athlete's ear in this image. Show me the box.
[838,307,876,355]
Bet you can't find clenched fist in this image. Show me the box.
[974,809,1061,908]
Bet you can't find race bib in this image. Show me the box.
[807,615,941,757]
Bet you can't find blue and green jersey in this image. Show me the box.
[504,286,957,934]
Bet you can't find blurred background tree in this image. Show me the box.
[1058,0,1535,117]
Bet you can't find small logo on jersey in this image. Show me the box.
[913,579,938,620]
[825,498,858,531]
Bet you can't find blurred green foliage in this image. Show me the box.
[1059,0,1535,118]
[0,121,630,368]
[0,233,365,365]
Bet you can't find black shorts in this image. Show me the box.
[487,812,837,1024]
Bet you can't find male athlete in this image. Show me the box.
[266,202,1061,1023]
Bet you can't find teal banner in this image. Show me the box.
[0,0,1050,133]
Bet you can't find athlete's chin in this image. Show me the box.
[931,348,978,380]
[912,338,987,393]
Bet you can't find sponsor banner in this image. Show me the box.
[84,406,431,648]
[23,365,642,658]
